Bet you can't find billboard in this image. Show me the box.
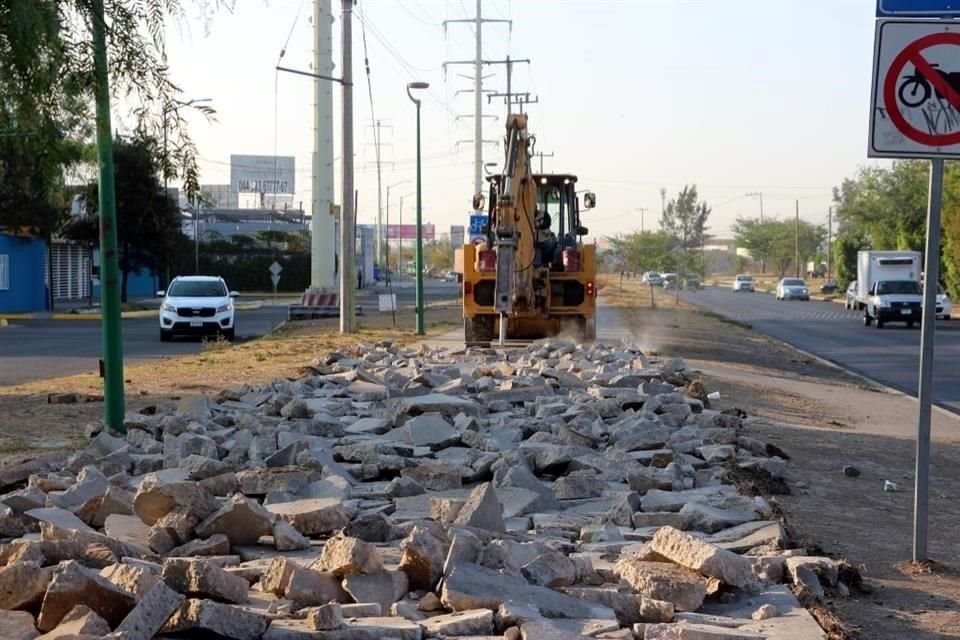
[386,224,435,241]
[230,155,295,194]
[450,225,465,248]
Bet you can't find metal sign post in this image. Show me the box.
[269,261,283,307]
[869,8,959,562]
[914,158,944,561]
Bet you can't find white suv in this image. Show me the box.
[732,274,755,292]
[159,276,238,342]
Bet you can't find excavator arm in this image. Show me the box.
[491,114,542,331]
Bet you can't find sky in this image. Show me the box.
[156,0,885,241]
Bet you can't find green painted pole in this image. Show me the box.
[415,102,425,335]
[91,0,126,431]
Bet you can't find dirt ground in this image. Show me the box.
[0,302,461,462]
[616,296,960,639]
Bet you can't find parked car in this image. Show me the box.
[845,280,859,310]
[937,284,953,320]
[683,277,702,290]
[820,280,838,294]
[776,278,810,301]
[661,273,678,289]
[732,274,755,292]
[444,271,458,283]
[642,271,663,286]
[158,276,238,342]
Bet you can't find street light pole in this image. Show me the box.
[407,82,429,335]
[91,0,124,432]
[385,180,410,282]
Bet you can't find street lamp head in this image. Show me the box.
[406,81,429,105]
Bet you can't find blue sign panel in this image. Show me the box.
[878,1,960,17]
[469,214,488,235]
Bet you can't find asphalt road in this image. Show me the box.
[677,286,960,413]
[0,305,289,387]
[0,281,460,387]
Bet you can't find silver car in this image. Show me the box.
[845,280,859,310]
[776,278,809,301]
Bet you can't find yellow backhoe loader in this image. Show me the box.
[458,113,597,345]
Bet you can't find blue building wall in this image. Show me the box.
[91,260,159,300]
[0,233,47,313]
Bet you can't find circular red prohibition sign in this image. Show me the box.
[884,31,960,147]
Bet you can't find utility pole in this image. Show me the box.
[660,188,667,219]
[373,120,383,272]
[533,151,554,173]
[443,3,512,203]
[635,208,648,234]
[91,0,125,432]
[312,0,335,292]
[827,206,833,281]
[746,192,764,221]
[795,200,800,279]
[339,0,355,334]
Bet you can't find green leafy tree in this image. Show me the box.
[608,231,679,274]
[833,229,867,291]
[0,0,227,235]
[732,217,825,277]
[65,134,183,302]
[424,238,454,272]
[661,186,711,280]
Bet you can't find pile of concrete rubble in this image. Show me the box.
[0,339,843,639]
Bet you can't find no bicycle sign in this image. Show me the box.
[870,20,960,158]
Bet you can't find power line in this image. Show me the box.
[393,0,437,26]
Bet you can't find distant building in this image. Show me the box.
[200,184,237,209]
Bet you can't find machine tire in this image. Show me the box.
[160,329,171,342]
[464,315,495,346]
[223,327,236,342]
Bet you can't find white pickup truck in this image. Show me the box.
[858,251,923,329]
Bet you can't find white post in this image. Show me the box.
[311,0,336,290]
[340,0,355,333]
[473,0,483,202]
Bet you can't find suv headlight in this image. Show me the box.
[217,302,233,313]
[161,303,176,312]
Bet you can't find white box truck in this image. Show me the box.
[857,251,922,328]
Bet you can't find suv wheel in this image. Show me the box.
[223,327,235,342]
[863,311,872,326]
[160,329,172,342]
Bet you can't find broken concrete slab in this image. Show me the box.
[614,559,707,612]
[342,571,409,612]
[162,598,269,640]
[37,560,137,632]
[441,562,616,620]
[266,498,350,536]
[314,534,384,577]
[161,558,249,604]
[195,494,274,545]
[649,527,757,589]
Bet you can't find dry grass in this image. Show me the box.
[597,275,695,311]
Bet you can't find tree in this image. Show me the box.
[424,238,453,272]
[661,186,711,280]
[608,231,679,274]
[833,229,867,290]
[65,133,183,302]
[732,217,825,277]
[0,0,226,234]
